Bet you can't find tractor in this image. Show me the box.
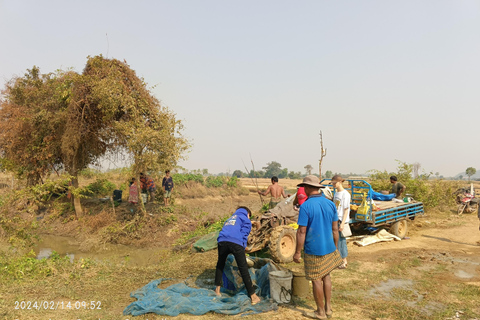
[245,195,298,263]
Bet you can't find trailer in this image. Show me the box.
[321,179,424,238]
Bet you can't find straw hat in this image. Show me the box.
[297,175,325,188]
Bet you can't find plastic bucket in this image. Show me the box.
[292,271,309,298]
[269,270,293,303]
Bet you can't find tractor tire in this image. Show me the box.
[269,225,296,263]
[389,220,408,239]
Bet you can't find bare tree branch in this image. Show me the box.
[319,131,327,179]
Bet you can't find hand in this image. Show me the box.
[339,224,344,232]
[293,252,301,263]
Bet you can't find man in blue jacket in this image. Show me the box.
[215,206,261,305]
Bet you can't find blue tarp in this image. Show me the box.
[123,256,280,317]
[371,191,396,201]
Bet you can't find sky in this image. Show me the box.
[1,0,479,177]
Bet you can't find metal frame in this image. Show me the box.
[320,178,424,227]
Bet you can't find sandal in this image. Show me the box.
[337,264,346,269]
[326,309,333,318]
[303,310,327,319]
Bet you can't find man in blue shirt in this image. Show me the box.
[215,206,261,305]
[294,175,342,319]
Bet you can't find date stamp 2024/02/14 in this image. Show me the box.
[13,301,169,320]
[14,300,102,311]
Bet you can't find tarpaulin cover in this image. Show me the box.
[371,191,396,201]
[123,256,281,317]
[193,231,220,252]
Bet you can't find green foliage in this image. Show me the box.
[0,250,96,281]
[205,176,225,188]
[0,215,39,247]
[465,167,476,179]
[226,176,238,187]
[232,170,244,178]
[262,161,283,178]
[0,250,68,279]
[248,170,264,178]
[52,202,74,216]
[368,161,460,209]
[79,179,116,197]
[118,182,127,191]
[172,173,204,186]
[261,202,270,212]
[278,168,288,179]
[23,178,70,203]
[325,170,333,178]
[176,215,229,245]
[288,171,302,179]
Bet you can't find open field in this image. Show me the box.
[1,175,480,320]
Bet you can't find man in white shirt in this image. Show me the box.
[332,175,351,269]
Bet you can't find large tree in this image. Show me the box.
[466,167,476,180]
[0,56,189,216]
[262,161,282,178]
[304,164,313,175]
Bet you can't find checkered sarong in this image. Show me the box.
[304,250,343,280]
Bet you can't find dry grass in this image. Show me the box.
[1,173,480,319]
[2,235,480,320]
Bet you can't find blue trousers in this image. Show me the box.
[338,234,348,259]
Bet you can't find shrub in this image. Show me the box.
[369,161,460,209]
[23,177,71,203]
[227,176,238,187]
[205,176,224,188]
[172,173,204,187]
[80,179,116,197]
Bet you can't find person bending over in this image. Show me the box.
[214,206,261,305]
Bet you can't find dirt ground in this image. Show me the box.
[2,177,480,320]
[171,204,480,320]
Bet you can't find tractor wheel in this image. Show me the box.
[389,220,408,239]
[269,225,296,263]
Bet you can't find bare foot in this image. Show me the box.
[303,310,327,319]
[250,293,261,305]
[214,286,221,296]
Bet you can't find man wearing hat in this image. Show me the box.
[293,175,343,319]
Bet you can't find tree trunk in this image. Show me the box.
[69,158,83,217]
[71,176,83,217]
[319,131,327,179]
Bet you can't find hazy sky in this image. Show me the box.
[1,1,479,177]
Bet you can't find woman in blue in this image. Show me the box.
[214,206,261,305]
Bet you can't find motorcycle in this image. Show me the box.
[454,183,479,215]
